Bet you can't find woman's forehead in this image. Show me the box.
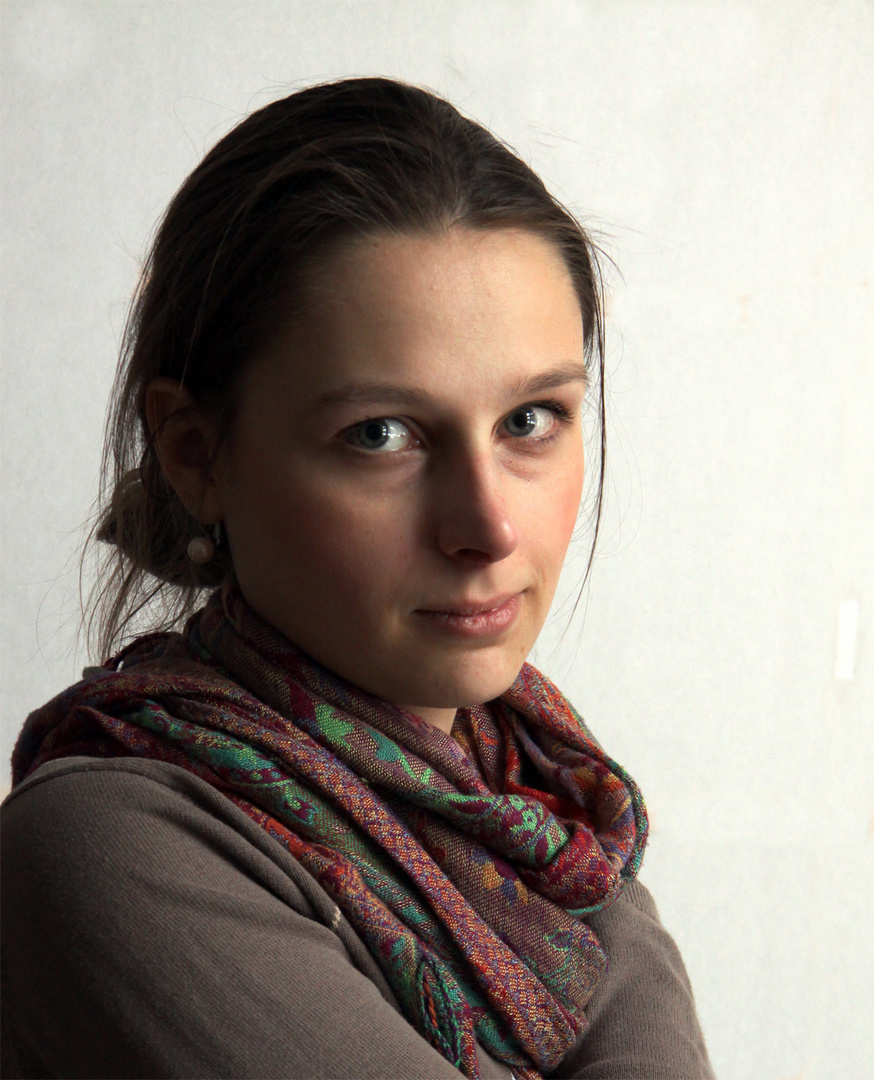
[248,227,586,402]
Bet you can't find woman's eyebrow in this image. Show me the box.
[509,363,589,396]
[315,363,588,411]
[314,382,431,409]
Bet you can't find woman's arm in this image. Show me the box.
[0,758,511,1080]
[551,881,715,1080]
[2,755,711,1080]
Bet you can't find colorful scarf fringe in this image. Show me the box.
[13,586,647,1079]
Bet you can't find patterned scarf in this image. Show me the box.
[13,585,647,1080]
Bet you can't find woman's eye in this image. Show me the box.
[347,417,415,453]
[502,405,559,440]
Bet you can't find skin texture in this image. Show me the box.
[149,227,587,733]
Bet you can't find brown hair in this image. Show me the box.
[87,76,608,658]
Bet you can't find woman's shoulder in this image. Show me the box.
[2,758,428,1078]
[3,755,319,914]
[1,757,511,1080]
[1,754,378,980]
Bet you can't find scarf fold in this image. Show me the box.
[13,585,647,1080]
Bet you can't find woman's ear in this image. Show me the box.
[145,378,223,525]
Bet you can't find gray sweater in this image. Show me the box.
[1,757,714,1079]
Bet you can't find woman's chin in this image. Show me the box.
[388,656,526,716]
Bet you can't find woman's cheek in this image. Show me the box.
[532,458,585,559]
[267,479,409,595]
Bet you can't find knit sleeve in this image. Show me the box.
[0,758,512,1080]
[549,880,715,1079]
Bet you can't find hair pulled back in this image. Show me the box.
[89,76,607,658]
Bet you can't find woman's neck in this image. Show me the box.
[398,705,459,735]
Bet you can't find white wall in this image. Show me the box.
[2,2,872,1077]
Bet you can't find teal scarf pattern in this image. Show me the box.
[14,585,648,1080]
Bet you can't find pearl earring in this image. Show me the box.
[187,524,221,564]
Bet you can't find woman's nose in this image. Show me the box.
[433,448,520,565]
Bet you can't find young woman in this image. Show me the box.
[1,78,713,1080]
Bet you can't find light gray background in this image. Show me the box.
[2,2,872,1078]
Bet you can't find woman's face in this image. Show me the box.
[214,227,587,731]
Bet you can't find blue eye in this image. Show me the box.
[348,417,414,452]
[503,405,558,439]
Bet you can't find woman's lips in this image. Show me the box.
[413,594,522,638]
